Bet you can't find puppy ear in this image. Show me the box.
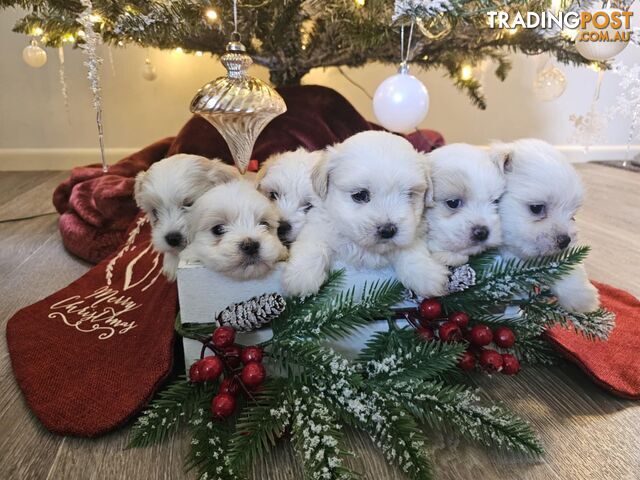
[254,156,273,188]
[489,142,513,174]
[207,159,240,186]
[419,154,435,207]
[133,171,146,207]
[310,151,331,199]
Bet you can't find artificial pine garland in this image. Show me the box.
[131,246,614,480]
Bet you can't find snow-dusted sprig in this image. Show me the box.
[317,378,433,479]
[523,299,615,340]
[277,278,404,341]
[226,378,293,475]
[129,376,207,448]
[290,386,357,480]
[388,381,543,455]
[186,400,238,480]
[359,329,464,383]
[393,0,454,22]
[441,246,590,316]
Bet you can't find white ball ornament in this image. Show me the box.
[22,41,47,68]
[574,7,630,61]
[373,64,429,133]
[141,58,157,81]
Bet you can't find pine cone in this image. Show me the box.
[448,264,477,293]
[215,293,286,332]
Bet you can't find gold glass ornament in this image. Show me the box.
[190,40,286,173]
[23,39,47,68]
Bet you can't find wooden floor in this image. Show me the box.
[0,164,638,480]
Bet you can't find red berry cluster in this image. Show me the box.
[189,326,267,419]
[412,299,521,375]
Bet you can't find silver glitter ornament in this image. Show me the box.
[190,40,286,173]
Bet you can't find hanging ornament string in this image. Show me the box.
[399,20,415,71]
[77,0,108,173]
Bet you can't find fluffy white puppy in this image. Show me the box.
[425,144,506,266]
[184,180,288,280]
[134,154,239,280]
[255,148,322,245]
[282,131,449,297]
[494,139,599,313]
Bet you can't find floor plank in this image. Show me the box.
[0,166,638,480]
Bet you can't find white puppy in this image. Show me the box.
[425,144,506,266]
[134,154,239,280]
[494,139,599,313]
[282,131,449,297]
[255,148,322,245]
[184,180,288,280]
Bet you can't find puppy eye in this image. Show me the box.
[571,216,576,221]
[446,199,462,209]
[259,221,270,228]
[492,198,500,205]
[211,224,225,236]
[269,191,279,201]
[303,202,313,213]
[351,189,370,203]
[182,199,194,208]
[529,204,546,215]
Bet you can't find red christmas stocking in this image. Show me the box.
[6,213,177,437]
[547,281,640,399]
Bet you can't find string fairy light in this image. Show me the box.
[459,64,473,81]
[205,8,218,22]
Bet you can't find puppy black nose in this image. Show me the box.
[164,231,183,248]
[557,234,571,250]
[277,221,292,239]
[471,225,489,242]
[377,223,398,239]
[239,239,260,256]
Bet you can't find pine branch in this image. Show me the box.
[359,329,464,383]
[290,385,358,480]
[441,246,591,316]
[277,278,404,341]
[185,395,238,480]
[270,338,364,388]
[271,269,346,335]
[128,376,209,448]
[390,381,544,456]
[523,300,615,340]
[226,378,293,475]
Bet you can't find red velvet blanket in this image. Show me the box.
[53,85,444,264]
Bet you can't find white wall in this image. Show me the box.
[0,7,638,169]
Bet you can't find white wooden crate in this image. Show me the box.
[177,260,411,369]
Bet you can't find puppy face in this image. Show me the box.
[496,139,584,258]
[187,180,287,280]
[134,154,238,256]
[256,148,322,245]
[425,144,505,256]
[313,131,430,255]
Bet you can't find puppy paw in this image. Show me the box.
[397,259,450,298]
[432,251,469,267]
[282,261,328,296]
[556,282,600,313]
